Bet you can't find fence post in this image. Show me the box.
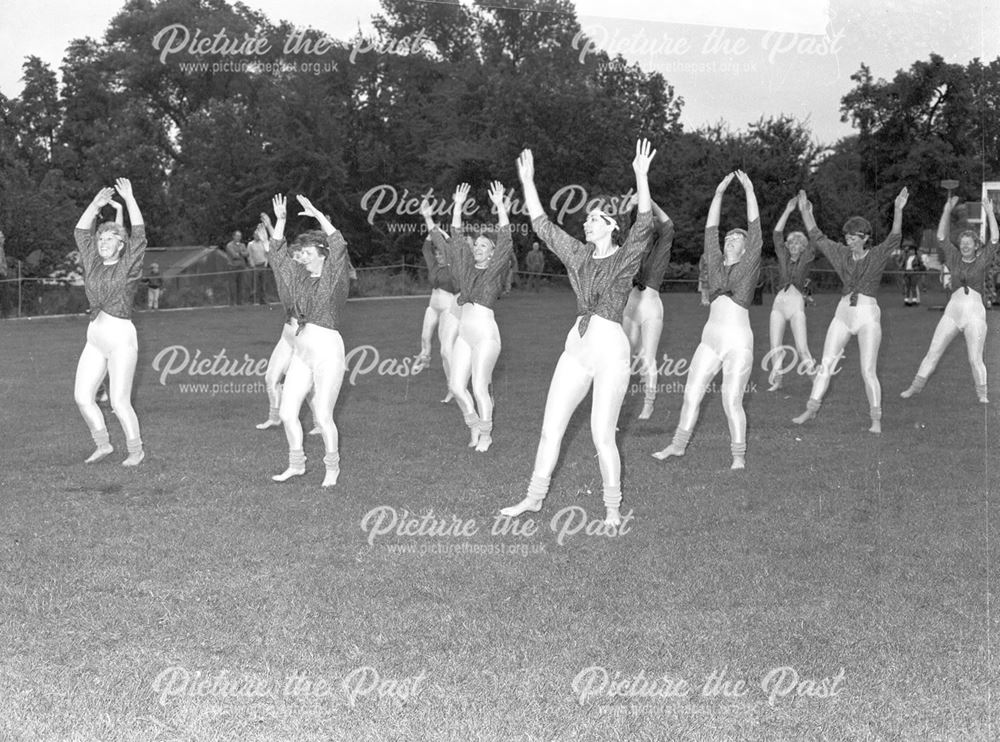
[17,261,22,318]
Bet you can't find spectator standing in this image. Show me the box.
[902,240,925,306]
[224,230,248,304]
[247,222,270,304]
[143,262,163,309]
[524,240,545,291]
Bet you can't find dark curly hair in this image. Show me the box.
[842,216,872,236]
[290,229,329,257]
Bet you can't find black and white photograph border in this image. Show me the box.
[0,0,998,739]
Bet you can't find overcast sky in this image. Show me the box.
[1,0,997,146]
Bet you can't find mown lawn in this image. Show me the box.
[0,285,997,741]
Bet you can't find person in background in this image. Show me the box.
[504,246,519,295]
[247,222,269,304]
[414,229,460,403]
[622,195,674,420]
[524,240,545,291]
[902,240,924,306]
[143,263,163,310]
[423,181,514,453]
[224,229,248,304]
[766,196,817,391]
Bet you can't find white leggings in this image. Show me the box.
[677,296,753,445]
[421,289,459,382]
[450,303,501,423]
[768,286,813,374]
[809,294,881,408]
[74,312,140,440]
[622,286,664,405]
[914,289,987,387]
[264,319,298,411]
[531,315,631,506]
[279,324,345,457]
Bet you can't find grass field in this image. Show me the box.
[1,284,998,741]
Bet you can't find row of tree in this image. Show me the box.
[1,0,997,277]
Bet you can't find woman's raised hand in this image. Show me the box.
[796,189,812,214]
[296,194,322,220]
[92,187,115,208]
[895,187,909,210]
[715,172,736,194]
[487,181,506,208]
[272,194,287,220]
[453,183,471,208]
[114,178,134,201]
[632,138,656,176]
[516,150,534,184]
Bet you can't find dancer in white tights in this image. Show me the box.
[256,216,318,432]
[420,181,513,452]
[622,199,674,420]
[652,170,760,470]
[414,230,461,403]
[901,195,998,403]
[73,179,146,466]
[267,194,351,487]
[766,196,817,391]
[792,188,908,433]
[500,140,657,527]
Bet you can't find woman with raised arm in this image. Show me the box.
[266,194,351,487]
[652,171,761,470]
[420,181,513,452]
[73,179,147,466]
[766,196,817,391]
[414,228,461,403]
[256,213,321,434]
[901,195,998,403]
[257,217,295,428]
[622,198,674,420]
[500,140,656,527]
[792,188,907,432]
